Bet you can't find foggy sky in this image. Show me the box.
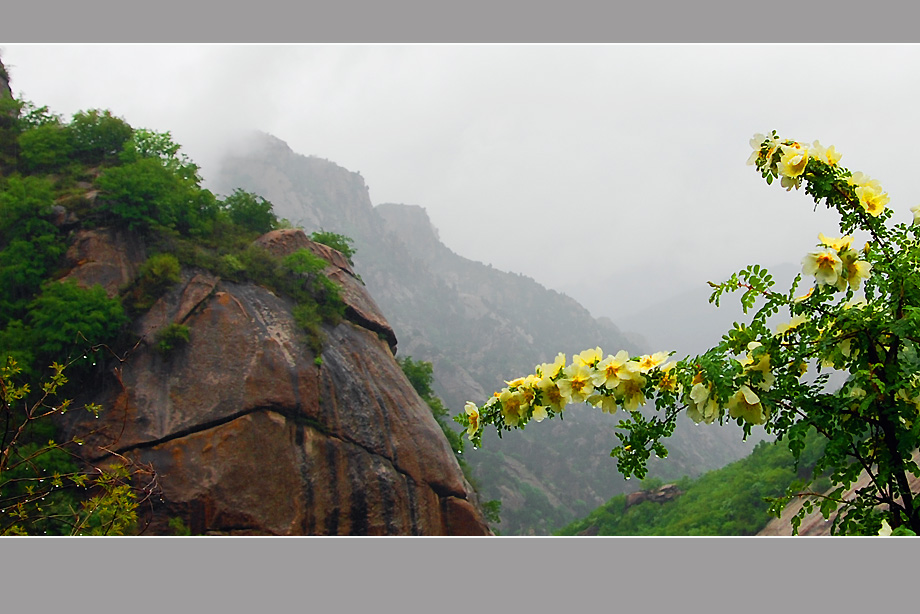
[3,44,919,326]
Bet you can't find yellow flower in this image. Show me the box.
[738,342,774,391]
[849,172,888,217]
[587,392,619,415]
[573,347,603,368]
[802,249,843,287]
[499,388,527,426]
[464,401,480,438]
[531,405,549,422]
[536,373,569,412]
[637,351,669,373]
[849,171,882,191]
[536,352,566,379]
[835,250,872,292]
[728,385,768,425]
[776,314,808,337]
[911,204,920,226]
[558,362,597,404]
[687,381,719,424]
[810,140,842,166]
[855,186,889,216]
[656,362,679,392]
[817,232,854,252]
[747,133,780,166]
[616,376,647,412]
[777,143,808,178]
[594,350,633,389]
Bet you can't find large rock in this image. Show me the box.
[66,229,491,535]
[60,227,146,298]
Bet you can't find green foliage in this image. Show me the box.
[120,128,201,183]
[26,281,127,374]
[17,100,65,131]
[167,515,192,536]
[281,248,327,276]
[95,157,216,234]
[310,230,357,264]
[0,176,64,321]
[292,302,325,354]
[130,252,181,311]
[481,499,502,524]
[281,248,346,327]
[69,109,133,165]
[17,121,74,173]
[558,433,825,536]
[0,97,21,172]
[221,188,277,235]
[399,356,435,399]
[1,359,147,535]
[156,323,190,356]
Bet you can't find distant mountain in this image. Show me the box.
[213,132,763,534]
[616,262,803,360]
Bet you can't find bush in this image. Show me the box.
[156,323,190,356]
[17,122,73,173]
[131,253,181,311]
[310,230,356,264]
[27,280,127,373]
[69,109,133,164]
[221,189,277,235]
[95,158,217,235]
[0,176,65,322]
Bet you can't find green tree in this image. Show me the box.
[120,128,201,182]
[458,132,920,536]
[17,121,73,173]
[0,176,65,321]
[26,280,128,375]
[69,109,133,165]
[221,188,277,235]
[95,156,216,235]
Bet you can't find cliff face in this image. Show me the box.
[64,227,490,535]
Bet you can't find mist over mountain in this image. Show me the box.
[615,262,803,360]
[214,132,763,534]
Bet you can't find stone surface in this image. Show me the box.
[65,228,491,535]
[60,227,146,298]
[254,229,397,351]
[624,483,684,511]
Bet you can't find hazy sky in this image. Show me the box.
[3,44,918,324]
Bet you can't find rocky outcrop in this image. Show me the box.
[624,483,683,511]
[65,228,491,535]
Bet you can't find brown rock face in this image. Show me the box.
[61,228,146,298]
[624,483,683,511]
[66,229,490,535]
